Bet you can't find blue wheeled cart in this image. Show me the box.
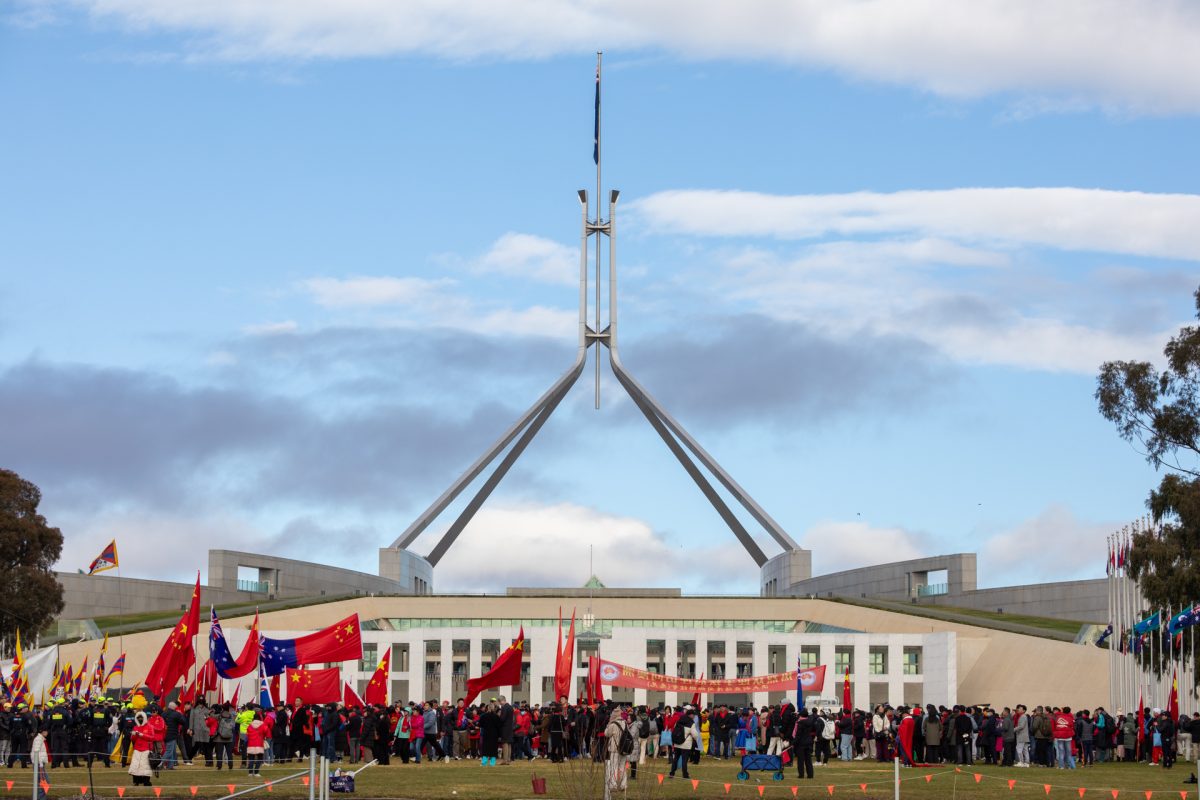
[736,753,784,781]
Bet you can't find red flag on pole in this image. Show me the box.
[554,609,575,703]
[691,673,705,708]
[363,648,390,706]
[587,655,605,704]
[285,667,341,705]
[1136,693,1145,759]
[842,667,852,711]
[1169,669,1179,723]
[464,628,524,707]
[343,681,366,709]
[143,573,201,698]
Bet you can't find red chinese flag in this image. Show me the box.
[223,613,262,679]
[285,667,341,705]
[293,615,362,665]
[1169,669,1179,723]
[554,609,575,703]
[144,573,201,697]
[199,659,219,693]
[343,681,366,709]
[464,628,524,706]
[363,648,390,706]
[842,667,852,711]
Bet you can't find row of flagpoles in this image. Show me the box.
[1106,516,1196,716]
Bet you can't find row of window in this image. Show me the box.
[367,618,800,633]
[358,641,923,676]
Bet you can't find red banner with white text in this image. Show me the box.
[594,659,825,694]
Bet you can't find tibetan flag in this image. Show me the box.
[260,614,362,677]
[285,667,341,705]
[88,540,119,575]
[143,573,201,697]
[10,629,24,685]
[343,681,366,709]
[363,648,390,707]
[209,608,261,679]
[74,657,88,696]
[464,628,525,707]
[105,654,126,689]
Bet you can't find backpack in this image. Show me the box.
[218,716,236,739]
[822,719,837,740]
[618,725,636,756]
[639,719,650,738]
[671,720,687,746]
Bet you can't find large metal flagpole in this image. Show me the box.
[390,57,801,573]
[594,52,602,410]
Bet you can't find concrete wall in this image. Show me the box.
[783,554,977,600]
[918,578,1107,623]
[209,549,407,598]
[376,548,434,595]
[760,549,813,596]
[56,572,257,620]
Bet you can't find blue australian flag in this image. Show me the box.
[209,607,241,679]
[258,664,274,709]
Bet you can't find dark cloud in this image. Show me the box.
[0,358,533,514]
[613,314,952,427]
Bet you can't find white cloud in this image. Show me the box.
[797,520,927,576]
[298,272,574,340]
[980,505,1115,585]
[64,1,1200,113]
[476,233,577,286]
[428,502,755,593]
[56,508,261,583]
[301,276,455,307]
[633,188,1200,262]
[242,320,298,336]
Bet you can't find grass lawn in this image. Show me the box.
[18,756,1200,800]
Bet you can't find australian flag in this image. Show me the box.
[259,614,362,677]
[258,664,274,709]
[209,607,241,679]
[1168,604,1200,635]
[1096,623,1114,647]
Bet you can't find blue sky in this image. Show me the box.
[2,1,1198,593]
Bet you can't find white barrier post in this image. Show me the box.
[894,756,900,800]
[308,748,317,800]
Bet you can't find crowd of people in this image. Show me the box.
[2,696,1198,788]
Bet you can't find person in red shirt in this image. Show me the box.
[245,712,268,776]
[1052,707,1076,769]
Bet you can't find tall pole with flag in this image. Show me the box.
[593,50,602,409]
